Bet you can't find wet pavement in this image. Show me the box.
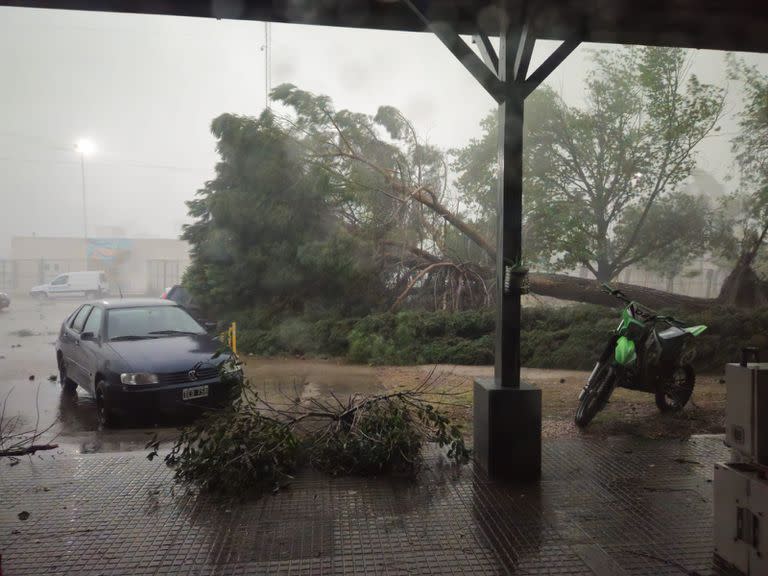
[0,299,386,455]
[1,299,732,574]
[1,434,730,575]
[0,298,183,454]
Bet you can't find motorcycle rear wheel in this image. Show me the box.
[575,363,615,428]
[655,364,695,413]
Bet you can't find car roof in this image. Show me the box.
[89,298,179,309]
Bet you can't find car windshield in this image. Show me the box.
[107,306,205,341]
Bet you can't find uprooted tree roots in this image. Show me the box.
[151,375,470,495]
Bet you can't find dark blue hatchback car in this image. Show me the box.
[56,298,242,427]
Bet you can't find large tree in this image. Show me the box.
[186,46,732,316]
[270,83,494,312]
[710,56,768,307]
[182,111,385,317]
[453,46,725,282]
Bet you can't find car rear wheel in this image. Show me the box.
[95,382,118,428]
[58,356,78,394]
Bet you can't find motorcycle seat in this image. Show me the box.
[657,326,687,340]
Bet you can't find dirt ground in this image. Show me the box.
[0,293,726,452]
[242,357,726,441]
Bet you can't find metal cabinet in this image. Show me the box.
[725,362,768,466]
[714,463,768,575]
[714,463,751,574]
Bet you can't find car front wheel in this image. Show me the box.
[95,382,118,428]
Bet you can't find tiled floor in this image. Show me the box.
[0,435,730,575]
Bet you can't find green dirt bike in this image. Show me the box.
[574,284,708,428]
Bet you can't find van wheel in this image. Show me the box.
[96,383,118,428]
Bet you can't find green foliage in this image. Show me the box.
[161,386,470,495]
[519,304,768,372]
[312,398,469,476]
[688,306,768,372]
[312,400,424,476]
[232,304,767,372]
[232,310,496,364]
[346,310,495,365]
[520,305,621,369]
[452,46,725,281]
[164,402,299,494]
[713,55,768,271]
[182,110,385,318]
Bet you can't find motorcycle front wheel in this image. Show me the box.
[655,364,695,413]
[575,363,615,428]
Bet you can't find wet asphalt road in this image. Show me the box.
[0,297,181,454]
[0,298,385,455]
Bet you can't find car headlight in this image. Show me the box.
[121,373,159,385]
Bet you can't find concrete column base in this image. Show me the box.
[473,378,541,482]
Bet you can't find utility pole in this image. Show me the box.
[79,150,88,239]
[75,138,95,267]
[264,22,271,109]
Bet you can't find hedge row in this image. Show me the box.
[234,306,768,372]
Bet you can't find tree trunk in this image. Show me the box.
[528,272,717,311]
[717,260,768,308]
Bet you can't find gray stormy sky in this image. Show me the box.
[1,6,767,258]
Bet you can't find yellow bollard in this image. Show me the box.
[231,321,237,355]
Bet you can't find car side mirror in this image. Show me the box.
[80,331,95,341]
[203,321,218,333]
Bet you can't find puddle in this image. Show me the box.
[245,357,384,401]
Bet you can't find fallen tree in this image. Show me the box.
[528,273,718,311]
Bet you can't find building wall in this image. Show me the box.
[8,236,190,295]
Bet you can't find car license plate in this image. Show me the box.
[183,385,209,401]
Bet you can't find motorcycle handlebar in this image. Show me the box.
[601,283,631,303]
[602,282,672,322]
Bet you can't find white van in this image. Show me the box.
[30,271,109,299]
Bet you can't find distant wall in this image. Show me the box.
[5,236,190,295]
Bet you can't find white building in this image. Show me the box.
[3,236,190,295]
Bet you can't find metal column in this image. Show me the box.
[495,22,526,387]
[404,0,579,480]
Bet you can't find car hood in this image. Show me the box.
[106,334,229,373]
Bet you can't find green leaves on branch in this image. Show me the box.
[159,382,470,495]
[719,55,768,272]
[311,395,469,476]
[164,401,299,494]
[452,46,725,282]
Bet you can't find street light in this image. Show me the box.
[74,138,95,239]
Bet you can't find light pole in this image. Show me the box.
[75,138,95,240]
